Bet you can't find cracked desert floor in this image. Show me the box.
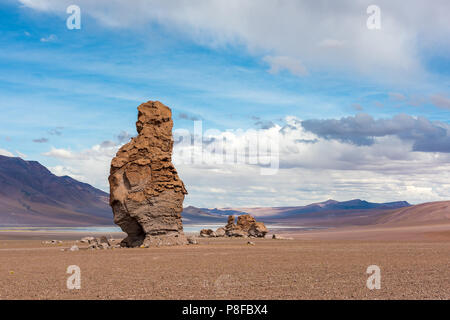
[0,227,449,300]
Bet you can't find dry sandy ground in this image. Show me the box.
[0,235,448,300]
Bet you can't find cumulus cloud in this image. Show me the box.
[43,142,119,189]
[0,149,14,157]
[18,0,450,79]
[43,147,75,159]
[48,165,86,181]
[40,114,450,206]
[301,113,450,152]
[15,150,28,159]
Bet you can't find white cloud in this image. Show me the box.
[42,141,120,190]
[41,115,450,206]
[18,0,450,80]
[43,147,75,159]
[48,165,86,181]
[0,149,14,157]
[15,150,27,159]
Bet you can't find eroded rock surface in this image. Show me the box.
[204,214,268,238]
[109,101,188,247]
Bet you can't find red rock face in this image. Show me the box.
[109,101,188,247]
[224,214,268,238]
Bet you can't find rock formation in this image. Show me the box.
[109,101,188,247]
[202,214,268,238]
[200,229,215,237]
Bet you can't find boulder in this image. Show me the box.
[224,215,235,232]
[223,214,268,238]
[236,214,257,232]
[80,236,94,244]
[227,228,247,237]
[215,227,226,237]
[187,237,198,245]
[248,222,268,238]
[98,236,111,246]
[200,229,215,237]
[109,101,188,247]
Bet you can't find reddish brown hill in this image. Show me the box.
[375,201,450,226]
[0,155,113,226]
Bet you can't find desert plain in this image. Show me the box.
[0,223,449,300]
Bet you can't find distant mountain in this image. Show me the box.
[182,200,450,228]
[0,155,113,226]
[182,206,227,224]
[0,154,424,228]
[376,201,450,226]
[189,199,411,221]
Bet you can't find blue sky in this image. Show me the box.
[0,0,449,207]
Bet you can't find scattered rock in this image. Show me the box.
[248,222,269,238]
[247,241,255,246]
[69,245,79,251]
[227,228,247,238]
[80,236,95,244]
[272,234,293,240]
[109,101,188,248]
[215,227,226,237]
[83,237,115,250]
[187,237,198,245]
[200,229,215,237]
[43,239,62,245]
[98,236,111,246]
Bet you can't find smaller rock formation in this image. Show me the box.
[200,229,216,237]
[187,236,198,245]
[80,236,95,244]
[248,222,268,238]
[81,236,117,250]
[215,227,226,237]
[201,214,268,238]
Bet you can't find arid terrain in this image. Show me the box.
[1,200,450,300]
[0,227,449,300]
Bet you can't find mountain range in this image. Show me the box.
[0,155,448,228]
[0,155,112,226]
